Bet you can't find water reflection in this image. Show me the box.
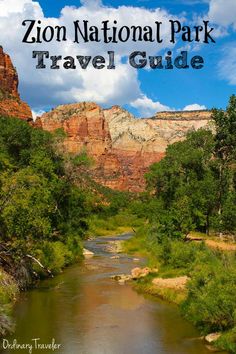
[1,235,221,354]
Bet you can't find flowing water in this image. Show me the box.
[1,234,224,354]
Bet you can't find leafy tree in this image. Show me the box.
[0,116,101,275]
[213,95,236,164]
[146,129,217,235]
[182,254,236,332]
[212,95,236,231]
[146,96,236,235]
[0,169,54,240]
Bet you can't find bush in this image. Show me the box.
[147,226,208,271]
[65,233,83,263]
[0,270,18,335]
[216,327,236,353]
[166,241,207,270]
[34,241,72,275]
[0,270,18,304]
[182,253,236,333]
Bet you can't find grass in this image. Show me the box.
[215,328,236,353]
[123,226,189,304]
[124,226,236,353]
[189,230,236,243]
[189,231,209,239]
[134,274,187,305]
[123,227,149,256]
[90,225,133,237]
[0,270,18,305]
[88,212,143,237]
[0,269,19,336]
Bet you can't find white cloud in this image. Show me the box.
[208,0,236,29]
[0,0,182,112]
[32,109,45,121]
[0,0,227,114]
[189,0,235,41]
[205,1,236,85]
[55,63,140,105]
[0,0,41,16]
[130,95,171,117]
[130,97,208,117]
[183,103,207,111]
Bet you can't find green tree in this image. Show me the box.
[0,169,54,240]
[212,95,236,232]
[146,129,217,235]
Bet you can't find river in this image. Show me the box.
[1,234,222,354]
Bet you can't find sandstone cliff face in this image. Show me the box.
[37,103,126,189]
[0,48,213,192]
[37,102,110,154]
[37,104,212,192]
[0,47,32,121]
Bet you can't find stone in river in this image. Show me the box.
[83,248,94,257]
[205,333,221,343]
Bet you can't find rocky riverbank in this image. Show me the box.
[120,232,234,353]
[0,268,19,335]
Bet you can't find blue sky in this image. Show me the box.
[0,0,235,117]
[38,0,209,17]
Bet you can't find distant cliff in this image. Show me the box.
[0,47,212,192]
[36,104,212,192]
[0,47,32,121]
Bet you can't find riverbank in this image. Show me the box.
[0,210,139,337]
[0,241,84,336]
[122,226,236,353]
[3,234,213,354]
[87,213,141,237]
[1,222,235,353]
[0,269,19,336]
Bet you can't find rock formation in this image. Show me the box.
[0,47,212,192]
[36,103,212,192]
[0,47,32,121]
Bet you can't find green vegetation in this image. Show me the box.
[0,115,134,333]
[182,252,236,332]
[146,97,236,237]
[85,185,143,236]
[88,212,141,236]
[0,116,94,333]
[0,269,18,335]
[0,116,91,273]
[1,96,236,352]
[0,116,141,274]
[124,96,236,353]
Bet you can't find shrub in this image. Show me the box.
[166,241,206,270]
[65,234,83,263]
[34,241,72,275]
[182,253,236,333]
[216,327,236,353]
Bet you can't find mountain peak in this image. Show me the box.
[0,47,32,121]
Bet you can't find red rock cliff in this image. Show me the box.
[1,48,212,192]
[36,104,212,192]
[0,47,32,121]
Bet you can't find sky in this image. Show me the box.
[0,0,235,118]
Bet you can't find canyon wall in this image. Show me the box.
[37,104,212,192]
[0,47,212,192]
[0,47,32,121]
